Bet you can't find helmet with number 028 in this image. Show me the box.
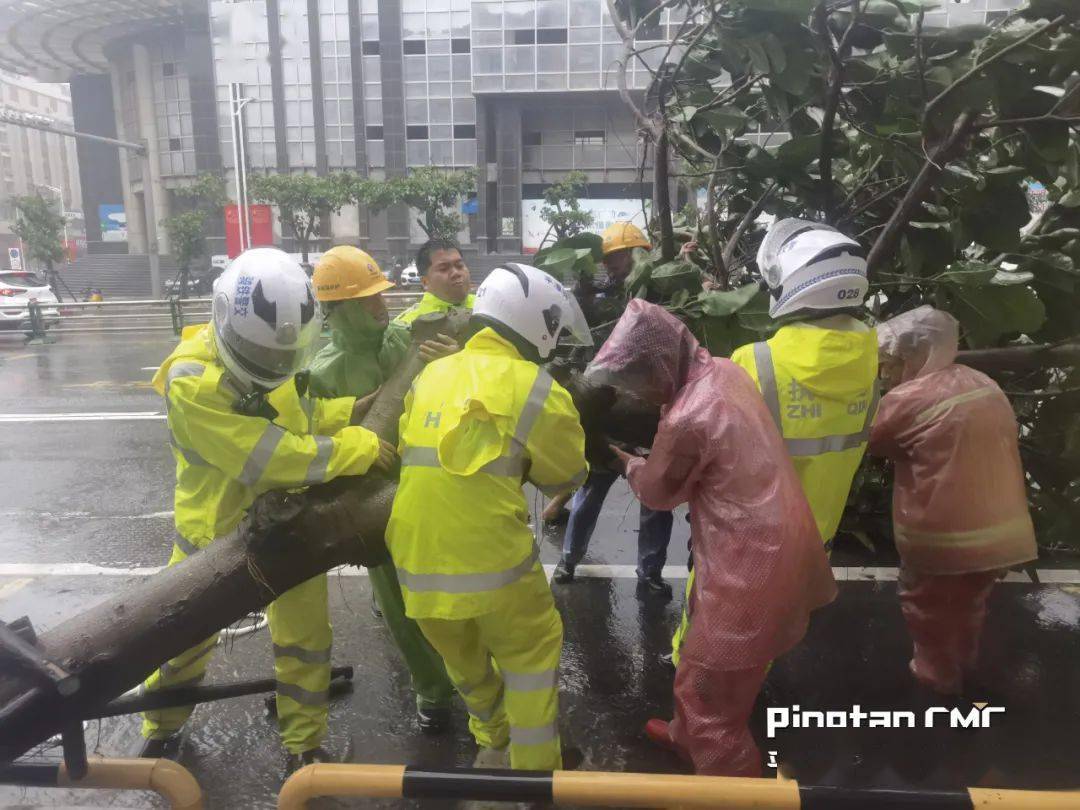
[472,263,593,361]
[756,218,868,319]
[211,247,322,391]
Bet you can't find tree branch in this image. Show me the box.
[837,154,883,214]
[722,182,777,270]
[866,110,977,275]
[923,15,1068,127]
[705,157,728,288]
[605,0,662,140]
[814,0,862,224]
[975,114,1080,131]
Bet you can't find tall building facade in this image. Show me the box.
[0,0,1024,264]
[0,72,83,266]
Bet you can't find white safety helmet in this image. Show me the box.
[473,263,593,361]
[757,218,868,319]
[211,247,321,391]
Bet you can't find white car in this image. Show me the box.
[400,264,421,286]
[0,271,59,332]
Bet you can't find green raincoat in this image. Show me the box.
[307,300,455,713]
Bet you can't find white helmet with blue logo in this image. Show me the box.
[757,218,868,319]
[211,247,321,390]
[472,263,593,361]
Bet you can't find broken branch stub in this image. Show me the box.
[0,310,470,763]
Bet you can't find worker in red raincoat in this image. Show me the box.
[869,306,1037,695]
[589,300,837,777]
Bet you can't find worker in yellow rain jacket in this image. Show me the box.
[672,220,878,665]
[141,248,396,774]
[394,239,476,326]
[387,262,591,771]
[307,245,458,734]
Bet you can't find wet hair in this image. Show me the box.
[416,239,461,276]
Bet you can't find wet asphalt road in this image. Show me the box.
[0,332,1078,808]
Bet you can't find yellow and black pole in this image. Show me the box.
[279,764,1080,809]
[0,757,203,809]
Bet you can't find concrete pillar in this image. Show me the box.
[108,60,146,253]
[132,43,170,255]
[495,99,523,254]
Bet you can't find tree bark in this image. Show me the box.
[654,131,676,262]
[0,311,470,762]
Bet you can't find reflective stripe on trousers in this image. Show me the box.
[752,341,879,456]
[397,545,540,595]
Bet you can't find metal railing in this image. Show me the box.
[278,763,1080,809]
[23,291,424,340]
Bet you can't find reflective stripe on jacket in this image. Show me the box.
[152,325,382,545]
[394,291,475,326]
[387,327,587,620]
[732,318,878,543]
[868,364,1036,574]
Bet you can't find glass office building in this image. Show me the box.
[0,0,1024,261]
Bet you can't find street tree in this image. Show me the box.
[162,174,227,298]
[11,194,66,301]
[347,167,476,241]
[540,171,595,244]
[598,0,1080,549]
[247,173,346,266]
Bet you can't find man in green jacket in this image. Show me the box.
[308,244,457,732]
[394,239,475,326]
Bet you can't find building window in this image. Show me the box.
[362,40,380,55]
[49,98,57,113]
[453,124,476,139]
[574,129,605,145]
[511,29,535,44]
[523,131,542,146]
[451,38,471,53]
[403,40,426,55]
[366,126,384,140]
[537,29,568,44]
[9,86,19,103]
[169,137,182,151]
[162,62,175,76]
[406,125,428,140]
[636,22,663,41]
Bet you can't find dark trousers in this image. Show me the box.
[560,469,674,579]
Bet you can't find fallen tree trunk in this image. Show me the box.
[0,312,469,762]
[956,342,1080,375]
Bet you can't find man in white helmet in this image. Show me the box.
[386,263,590,772]
[671,220,878,668]
[140,248,396,773]
[732,218,879,548]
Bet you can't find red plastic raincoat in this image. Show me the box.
[869,306,1037,693]
[587,300,836,775]
[870,306,1037,575]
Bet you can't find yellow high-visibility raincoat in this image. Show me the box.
[393,291,475,326]
[731,315,878,545]
[141,324,381,754]
[387,327,587,770]
[673,316,877,666]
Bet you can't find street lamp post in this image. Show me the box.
[229,83,254,252]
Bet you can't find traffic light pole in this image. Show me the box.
[0,109,163,298]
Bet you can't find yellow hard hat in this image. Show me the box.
[312,245,393,302]
[601,222,651,256]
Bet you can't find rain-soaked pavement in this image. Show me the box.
[0,331,1078,808]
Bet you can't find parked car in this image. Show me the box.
[0,271,59,333]
[400,264,421,286]
[164,273,202,298]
